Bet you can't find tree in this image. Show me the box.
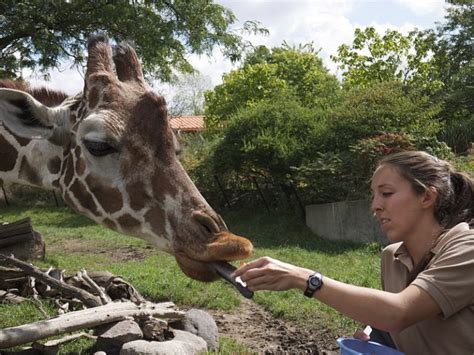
[204,43,340,129]
[327,81,442,152]
[158,72,212,116]
[0,0,266,81]
[331,27,442,92]
[428,0,473,152]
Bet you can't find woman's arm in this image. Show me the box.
[233,257,441,334]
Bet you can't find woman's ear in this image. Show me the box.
[421,186,438,209]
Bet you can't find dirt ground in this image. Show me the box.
[207,299,340,354]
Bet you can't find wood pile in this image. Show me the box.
[0,254,187,352]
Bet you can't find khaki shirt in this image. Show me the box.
[381,223,474,355]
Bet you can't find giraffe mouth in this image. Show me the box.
[174,231,253,282]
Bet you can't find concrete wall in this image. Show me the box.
[305,200,386,244]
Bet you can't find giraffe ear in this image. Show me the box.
[0,88,67,140]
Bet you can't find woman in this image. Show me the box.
[233,151,474,354]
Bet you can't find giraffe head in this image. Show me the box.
[0,36,252,281]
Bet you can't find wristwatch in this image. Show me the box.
[304,272,323,297]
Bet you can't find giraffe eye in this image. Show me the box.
[83,140,117,157]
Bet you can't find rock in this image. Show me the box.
[141,317,168,341]
[176,309,219,351]
[96,319,143,347]
[120,330,207,355]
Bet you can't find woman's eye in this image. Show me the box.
[382,192,393,197]
[83,140,117,157]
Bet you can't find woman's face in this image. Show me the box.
[370,164,428,243]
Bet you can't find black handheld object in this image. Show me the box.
[210,261,254,299]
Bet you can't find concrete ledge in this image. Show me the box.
[305,200,385,244]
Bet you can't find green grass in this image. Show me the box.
[0,204,381,352]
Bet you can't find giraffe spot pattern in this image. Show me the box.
[144,207,168,239]
[63,156,75,187]
[75,157,86,176]
[152,168,178,200]
[117,214,141,229]
[74,146,86,176]
[0,135,18,172]
[85,174,123,214]
[70,178,101,217]
[103,218,118,231]
[19,156,41,186]
[47,156,61,175]
[126,181,147,211]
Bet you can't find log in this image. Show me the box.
[0,218,33,239]
[0,219,45,260]
[0,301,184,349]
[0,254,103,307]
[0,233,33,247]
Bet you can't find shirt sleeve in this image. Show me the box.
[412,234,474,318]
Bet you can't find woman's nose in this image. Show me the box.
[371,196,382,214]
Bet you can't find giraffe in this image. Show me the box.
[0,36,252,282]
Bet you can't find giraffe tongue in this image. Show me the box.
[209,261,254,299]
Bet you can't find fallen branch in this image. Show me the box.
[31,332,97,353]
[0,254,103,307]
[78,269,111,304]
[0,290,26,304]
[0,301,183,348]
[42,331,97,347]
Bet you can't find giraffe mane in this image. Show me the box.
[0,79,69,107]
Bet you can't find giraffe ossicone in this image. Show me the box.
[0,36,253,281]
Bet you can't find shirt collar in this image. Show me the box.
[393,242,414,270]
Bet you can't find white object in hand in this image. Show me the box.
[235,276,247,287]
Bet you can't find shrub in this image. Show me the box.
[327,81,442,152]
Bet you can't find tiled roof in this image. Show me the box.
[169,115,205,132]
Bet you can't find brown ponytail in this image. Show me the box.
[447,171,474,228]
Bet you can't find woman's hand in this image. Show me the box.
[232,256,313,292]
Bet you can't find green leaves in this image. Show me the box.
[204,43,340,129]
[0,0,253,81]
[331,27,442,92]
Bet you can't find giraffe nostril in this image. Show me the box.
[192,211,220,235]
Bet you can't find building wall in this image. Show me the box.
[305,200,386,244]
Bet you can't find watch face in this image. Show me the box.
[309,276,321,288]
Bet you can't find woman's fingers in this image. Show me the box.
[232,256,272,277]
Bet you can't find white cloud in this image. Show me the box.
[396,0,446,16]
[27,66,84,96]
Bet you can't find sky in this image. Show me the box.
[28,0,449,96]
